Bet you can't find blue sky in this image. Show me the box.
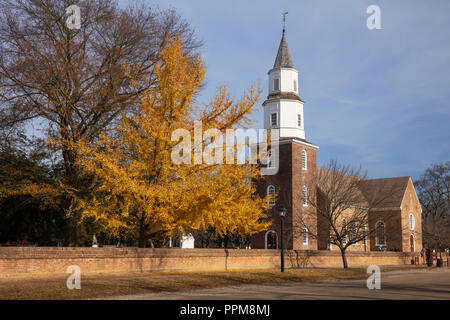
[121,0,450,180]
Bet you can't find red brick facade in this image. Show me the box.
[251,139,318,250]
[251,140,423,253]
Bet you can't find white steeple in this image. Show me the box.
[263,30,305,141]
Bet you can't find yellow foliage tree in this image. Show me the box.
[77,36,271,247]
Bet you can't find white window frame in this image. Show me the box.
[327,229,333,250]
[265,230,278,249]
[353,222,358,246]
[302,186,308,207]
[267,185,276,206]
[271,112,277,127]
[293,79,297,92]
[302,150,307,170]
[375,221,386,247]
[342,219,348,245]
[298,113,302,128]
[409,213,415,230]
[267,150,275,168]
[273,78,280,91]
[303,225,308,246]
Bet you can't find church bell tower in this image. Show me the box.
[252,22,320,251]
[263,29,305,141]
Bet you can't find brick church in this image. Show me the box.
[250,30,423,253]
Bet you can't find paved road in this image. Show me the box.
[105,269,450,300]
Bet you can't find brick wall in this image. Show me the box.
[401,179,423,253]
[369,209,403,252]
[253,143,294,249]
[291,142,318,250]
[1,247,446,278]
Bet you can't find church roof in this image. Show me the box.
[316,168,370,208]
[316,168,410,209]
[359,176,410,208]
[273,32,294,69]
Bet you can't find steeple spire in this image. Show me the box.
[273,32,293,69]
[264,16,305,141]
[274,12,293,68]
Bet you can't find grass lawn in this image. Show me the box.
[0,265,427,300]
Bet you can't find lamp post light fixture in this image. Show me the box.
[278,206,287,272]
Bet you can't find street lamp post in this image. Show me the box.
[278,206,286,272]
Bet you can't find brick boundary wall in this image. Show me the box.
[0,247,448,278]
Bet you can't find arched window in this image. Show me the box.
[409,214,415,230]
[302,186,307,207]
[303,224,309,245]
[265,230,278,249]
[375,221,386,246]
[302,150,307,170]
[342,219,348,245]
[267,185,276,206]
[352,222,358,246]
[267,150,274,168]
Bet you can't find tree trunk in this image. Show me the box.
[64,217,79,247]
[62,192,79,247]
[138,231,147,248]
[62,145,80,247]
[340,248,348,269]
[137,214,148,248]
[138,222,147,248]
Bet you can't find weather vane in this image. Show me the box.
[282,11,288,33]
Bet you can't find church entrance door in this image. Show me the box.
[266,231,277,249]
